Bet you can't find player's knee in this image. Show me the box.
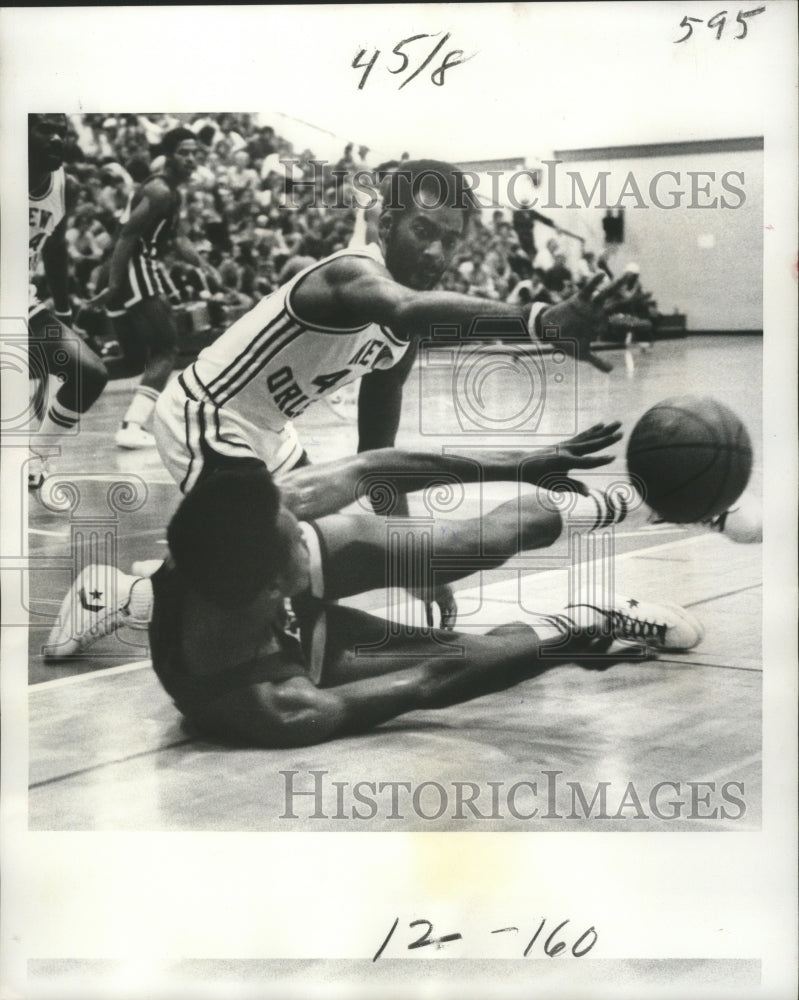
[83,353,109,397]
[150,335,179,366]
[63,351,108,410]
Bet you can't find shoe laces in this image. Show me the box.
[534,612,579,637]
[561,603,669,645]
[605,609,666,644]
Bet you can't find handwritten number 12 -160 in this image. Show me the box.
[373,916,599,960]
[353,33,472,90]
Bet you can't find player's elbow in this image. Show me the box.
[262,683,350,748]
[190,678,350,749]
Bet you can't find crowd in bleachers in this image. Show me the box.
[42,112,659,351]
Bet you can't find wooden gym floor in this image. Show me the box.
[24,334,762,831]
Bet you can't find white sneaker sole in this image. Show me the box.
[44,565,132,659]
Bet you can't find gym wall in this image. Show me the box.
[547,139,764,332]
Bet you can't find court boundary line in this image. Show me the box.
[31,659,152,690]
[29,736,194,790]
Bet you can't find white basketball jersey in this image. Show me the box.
[29,167,66,279]
[181,244,409,431]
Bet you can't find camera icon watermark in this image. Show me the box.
[417,317,579,438]
[1,313,85,438]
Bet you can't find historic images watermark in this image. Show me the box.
[279,769,748,822]
[277,159,749,212]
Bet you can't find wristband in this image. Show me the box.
[54,309,73,324]
[526,301,549,340]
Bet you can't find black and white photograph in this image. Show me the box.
[1,4,796,999]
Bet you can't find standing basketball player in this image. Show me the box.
[28,113,109,489]
[93,127,217,449]
[155,159,628,484]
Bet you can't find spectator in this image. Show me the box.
[97,118,121,160]
[137,115,167,154]
[597,245,617,278]
[227,150,259,194]
[459,249,500,300]
[575,250,599,288]
[543,251,573,298]
[247,125,276,163]
[65,207,110,294]
[60,113,629,353]
[483,239,513,299]
[507,269,554,306]
[533,236,560,272]
[511,200,557,259]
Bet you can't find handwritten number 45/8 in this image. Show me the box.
[353,33,470,90]
[675,7,765,42]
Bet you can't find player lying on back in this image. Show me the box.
[45,423,705,748]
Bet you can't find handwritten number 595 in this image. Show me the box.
[675,7,765,42]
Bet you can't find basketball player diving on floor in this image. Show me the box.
[27,113,109,490]
[45,422,706,748]
[153,158,639,627]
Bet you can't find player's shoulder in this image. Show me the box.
[318,247,389,286]
[140,175,176,206]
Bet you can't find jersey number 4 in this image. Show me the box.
[311,369,351,393]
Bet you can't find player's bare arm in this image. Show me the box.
[357,343,418,451]
[191,620,601,749]
[91,180,174,307]
[172,217,221,284]
[40,175,79,317]
[295,253,637,374]
[277,421,622,521]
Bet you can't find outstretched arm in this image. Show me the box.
[41,176,79,318]
[194,625,571,748]
[295,254,636,374]
[278,422,622,521]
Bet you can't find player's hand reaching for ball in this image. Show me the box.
[556,421,623,463]
[538,273,638,373]
[519,421,623,495]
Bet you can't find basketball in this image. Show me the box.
[626,396,753,523]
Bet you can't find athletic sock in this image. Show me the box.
[36,400,81,438]
[127,576,154,625]
[122,386,160,429]
[566,486,637,532]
